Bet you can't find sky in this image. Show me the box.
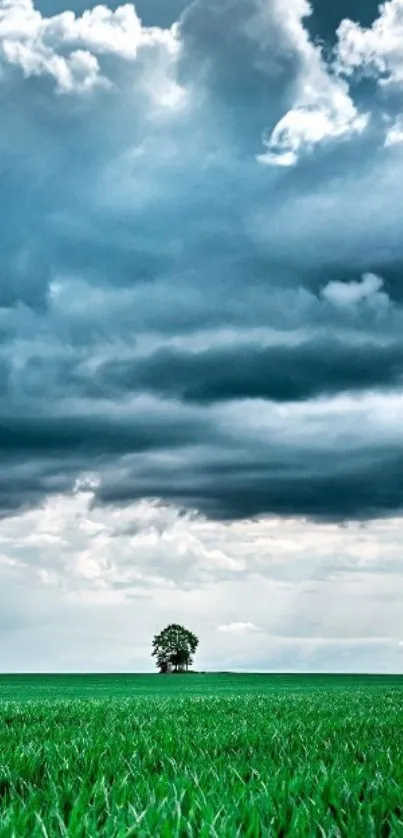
[1,0,403,673]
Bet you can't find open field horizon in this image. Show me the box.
[1,674,403,835]
[1,672,403,701]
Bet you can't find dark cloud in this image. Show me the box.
[178,0,302,149]
[98,338,403,404]
[0,410,218,457]
[95,441,403,522]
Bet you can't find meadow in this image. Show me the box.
[1,673,403,836]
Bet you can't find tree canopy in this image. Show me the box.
[152,624,199,673]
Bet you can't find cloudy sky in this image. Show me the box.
[1,0,403,673]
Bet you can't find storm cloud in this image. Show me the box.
[0,0,403,528]
[99,337,403,404]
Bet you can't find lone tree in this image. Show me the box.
[152,624,199,673]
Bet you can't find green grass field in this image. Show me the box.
[1,674,403,836]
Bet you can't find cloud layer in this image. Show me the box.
[2,485,403,671]
[1,0,403,524]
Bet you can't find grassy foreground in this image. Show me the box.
[1,674,403,836]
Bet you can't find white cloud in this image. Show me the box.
[4,482,403,595]
[260,103,368,167]
[0,0,184,101]
[385,116,403,146]
[0,0,387,164]
[321,273,390,309]
[257,0,368,165]
[336,0,403,86]
[217,622,263,634]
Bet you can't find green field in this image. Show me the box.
[1,674,403,836]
